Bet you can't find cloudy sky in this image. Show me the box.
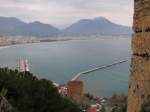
[0,0,133,28]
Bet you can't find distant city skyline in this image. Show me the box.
[0,0,133,28]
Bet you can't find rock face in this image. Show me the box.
[128,0,150,112]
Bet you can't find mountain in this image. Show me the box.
[0,16,60,37]
[63,17,132,36]
[0,16,131,37]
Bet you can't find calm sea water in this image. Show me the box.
[0,38,131,97]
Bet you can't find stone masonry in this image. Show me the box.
[128,0,150,112]
[67,80,84,103]
[132,0,150,56]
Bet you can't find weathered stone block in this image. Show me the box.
[128,56,150,112]
[128,1,150,112]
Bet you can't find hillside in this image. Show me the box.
[0,68,81,112]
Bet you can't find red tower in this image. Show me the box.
[67,80,84,103]
[86,106,97,112]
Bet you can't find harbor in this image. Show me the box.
[0,38,131,97]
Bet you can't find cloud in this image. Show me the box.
[0,0,133,28]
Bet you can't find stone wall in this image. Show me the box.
[128,0,150,112]
[128,56,150,112]
[134,0,150,20]
[67,80,84,103]
[86,106,97,112]
[132,17,150,56]
[133,0,150,55]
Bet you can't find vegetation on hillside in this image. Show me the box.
[0,68,82,112]
[106,94,127,112]
[141,98,150,112]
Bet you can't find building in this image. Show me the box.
[128,0,150,112]
[58,85,67,97]
[17,59,29,72]
[86,105,97,112]
[67,80,83,103]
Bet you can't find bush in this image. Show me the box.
[0,68,82,112]
[108,94,127,112]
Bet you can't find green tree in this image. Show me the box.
[0,88,8,97]
[0,68,82,112]
[100,106,106,112]
[109,94,127,112]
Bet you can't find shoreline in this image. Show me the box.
[0,36,131,48]
[0,37,95,48]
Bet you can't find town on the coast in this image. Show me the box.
[1,0,150,112]
[16,59,127,112]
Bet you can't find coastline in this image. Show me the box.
[0,35,130,48]
[0,37,130,97]
[0,36,95,47]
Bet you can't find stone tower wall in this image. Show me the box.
[67,80,83,103]
[128,0,150,112]
[132,0,150,55]
[128,56,150,112]
[86,106,97,112]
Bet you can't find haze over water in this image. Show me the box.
[0,37,131,97]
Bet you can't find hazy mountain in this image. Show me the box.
[63,17,132,36]
[0,17,26,35]
[0,16,131,37]
[0,16,60,37]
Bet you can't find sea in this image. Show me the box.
[0,37,131,97]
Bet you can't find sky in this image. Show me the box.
[0,0,134,28]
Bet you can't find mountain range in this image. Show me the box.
[0,16,132,37]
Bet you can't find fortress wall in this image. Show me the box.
[128,0,150,112]
[132,0,150,56]
[67,80,84,103]
[132,16,150,56]
[128,56,150,112]
[134,0,150,20]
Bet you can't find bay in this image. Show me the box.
[0,37,131,97]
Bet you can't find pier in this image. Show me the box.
[71,60,128,81]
